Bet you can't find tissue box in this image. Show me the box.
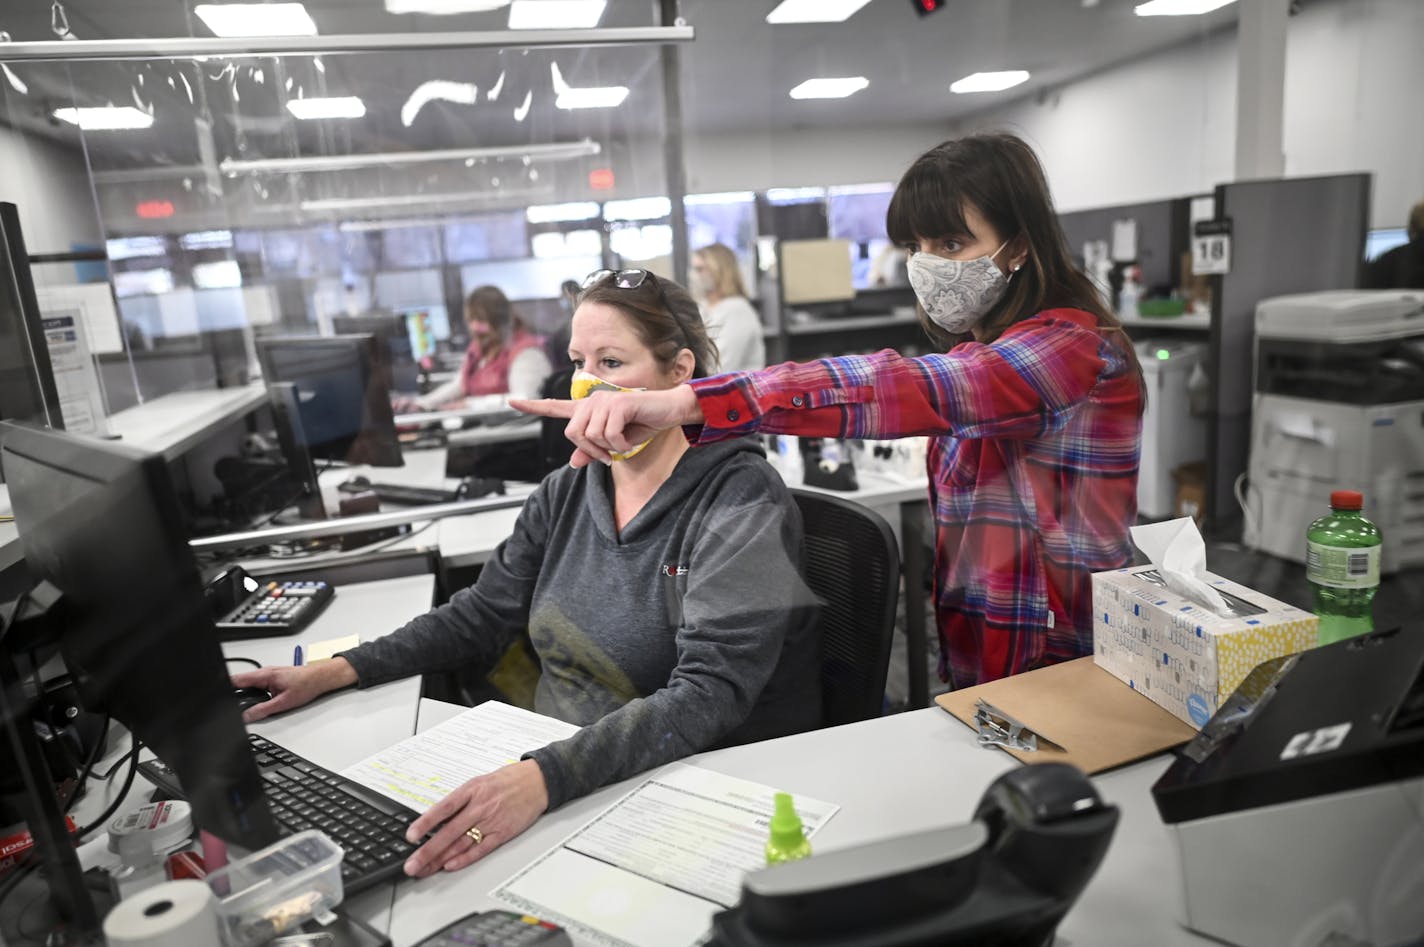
[1092,566,1318,728]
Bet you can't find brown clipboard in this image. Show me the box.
[935,657,1198,774]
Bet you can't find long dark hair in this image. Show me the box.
[886,133,1143,388]
[577,272,719,379]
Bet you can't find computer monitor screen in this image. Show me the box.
[443,212,530,264]
[255,334,404,468]
[0,203,64,432]
[0,421,279,852]
[332,313,421,394]
[1366,227,1409,261]
[400,305,451,359]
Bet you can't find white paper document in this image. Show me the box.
[494,764,838,947]
[340,700,579,813]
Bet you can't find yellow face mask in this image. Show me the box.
[569,369,654,461]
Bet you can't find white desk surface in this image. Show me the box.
[106,385,268,461]
[366,700,1208,947]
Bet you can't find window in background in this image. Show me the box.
[379,224,442,269]
[179,230,234,251]
[443,211,530,263]
[106,236,169,261]
[610,224,672,262]
[112,268,176,297]
[829,184,895,289]
[462,257,601,301]
[192,260,243,290]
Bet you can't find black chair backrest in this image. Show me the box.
[536,367,575,477]
[790,488,901,727]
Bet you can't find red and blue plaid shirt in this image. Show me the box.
[688,308,1142,687]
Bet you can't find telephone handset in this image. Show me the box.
[708,763,1119,947]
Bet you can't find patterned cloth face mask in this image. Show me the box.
[906,240,1011,335]
[569,369,654,461]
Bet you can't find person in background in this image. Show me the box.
[518,133,1146,690]
[396,285,551,411]
[1363,199,1424,290]
[690,243,766,371]
[542,278,581,372]
[233,268,819,877]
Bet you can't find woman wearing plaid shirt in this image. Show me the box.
[517,133,1145,689]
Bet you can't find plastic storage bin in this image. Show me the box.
[205,830,344,947]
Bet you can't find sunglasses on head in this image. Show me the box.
[580,268,692,348]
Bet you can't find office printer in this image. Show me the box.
[1245,289,1424,572]
[1151,626,1424,947]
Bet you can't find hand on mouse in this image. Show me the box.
[230,657,358,724]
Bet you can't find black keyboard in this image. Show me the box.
[140,733,422,895]
[339,480,459,505]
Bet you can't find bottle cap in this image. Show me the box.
[1330,490,1363,511]
[768,792,807,850]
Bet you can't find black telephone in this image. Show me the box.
[706,763,1119,947]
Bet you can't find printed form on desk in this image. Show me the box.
[339,700,579,812]
[493,764,838,947]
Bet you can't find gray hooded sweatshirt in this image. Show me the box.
[340,436,821,809]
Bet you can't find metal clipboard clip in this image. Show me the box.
[973,698,1061,752]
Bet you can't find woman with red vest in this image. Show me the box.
[405,285,551,410]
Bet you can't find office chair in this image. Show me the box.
[536,366,575,477]
[790,488,901,727]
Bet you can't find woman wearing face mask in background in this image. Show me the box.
[517,133,1146,689]
[690,243,766,372]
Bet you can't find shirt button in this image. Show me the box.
[791,395,805,407]
[726,409,741,422]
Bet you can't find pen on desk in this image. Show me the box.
[293,645,304,667]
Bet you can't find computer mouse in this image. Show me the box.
[233,686,273,712]
[338,475,372,493]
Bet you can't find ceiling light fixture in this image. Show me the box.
[603,196,671,221]
[555,85,628,109]
[513,90,533,121]
[788,76,868,100]
[1134,0,1236,14]
[221,139,601,175]
[193,3,318,37]
[508,0,606,29]
[400,80,479,126]
[305,186,551,215]
[53,105,154,130]
[949,70,1030,93]
[286,95,367,119]
[384,0,510,13]
[526,201,601,223]
[766,0,874,24]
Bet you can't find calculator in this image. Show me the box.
[412,910,571,947]
[212,574,335,640]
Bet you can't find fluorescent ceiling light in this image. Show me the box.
[526,201,601,223]
[684,191,755,206]
[1135,0,1236,14]
[179,229,234,250]
[603,196,671,221]
[53,106,154,130]
[513,90,533,121]
[949,70,1030,93]
[401,80,479,127]
[766,186,825,204]
[766,0,874,24]
[508,0,606,29]
[829,183,894,196]
[286,96,366,119]
[789,77,868,100]
[221,140,600,175]
[385,0,509,13]
[556,86,628,109]
[193,3,317,37]
[106,236,168,260]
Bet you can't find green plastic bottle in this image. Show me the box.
[764,792,811,865]
[1305,489,1382,645]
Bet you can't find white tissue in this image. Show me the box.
[1129,517,1231,616]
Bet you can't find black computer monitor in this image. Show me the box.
[0,421,280,933]
[255,334,404,468]
[0,203,65,435]
[332,313,421,394]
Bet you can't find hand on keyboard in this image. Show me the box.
[231,658,358,723]
[399,758,549,878]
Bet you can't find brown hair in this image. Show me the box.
[1409,199,1424,241]
[577,272,719,378]
[693,243,748,298]
[464,285,527,348]
[886,133,1142,388]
